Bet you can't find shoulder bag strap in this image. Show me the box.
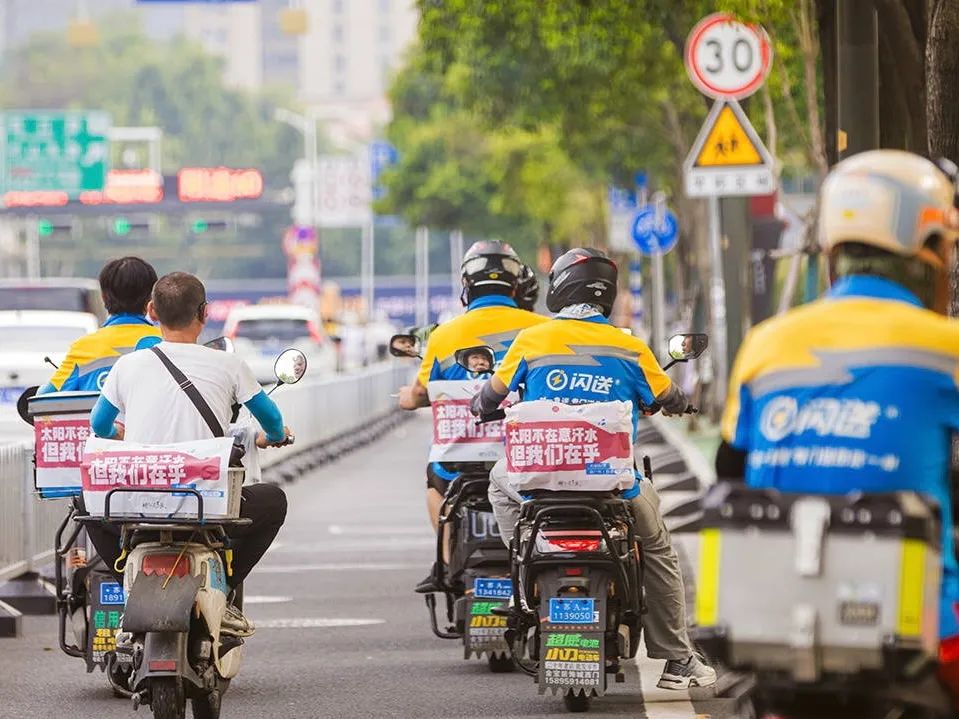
[150,346,225,438]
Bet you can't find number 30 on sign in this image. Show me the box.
[685,13,773,100]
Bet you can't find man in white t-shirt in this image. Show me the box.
[88,272,294,637]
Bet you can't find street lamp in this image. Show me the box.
[274,108,320,226]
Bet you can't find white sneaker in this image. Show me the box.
[657,653,717,689]
[220,604,255,638]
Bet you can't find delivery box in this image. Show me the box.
[504,400,635,493]
[27,391,100,499]
[427,379,516,463]
[81,436,240,519]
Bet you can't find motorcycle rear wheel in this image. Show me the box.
[563,689,591,713]
[150,677,185,719]
[191,689,222,719]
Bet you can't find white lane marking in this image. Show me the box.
[243,595,293,605]
[327,524,431,536]
[255,617,385,629]
[268,538,435,553]
[257,562,423,573]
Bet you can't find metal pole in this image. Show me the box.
[837,0,879,158]
[450,229,464,299]
[361,221,375,318]
[707,196,728,406]
[306,113,318,227]
[25,219,40,279]
[628,259,645,340]
[415,226,429,326]
[651,252,666,356]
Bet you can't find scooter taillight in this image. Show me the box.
[142,553,191,578]
[540,530,602,553]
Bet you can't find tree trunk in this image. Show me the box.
[927,0,959,162]
[799,0,828,177]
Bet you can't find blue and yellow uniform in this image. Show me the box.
[418,295,546,484]
[722,275,959,639]
[39,314,162,394]
[494,313,673,499]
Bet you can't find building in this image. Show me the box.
[298,0,419,145]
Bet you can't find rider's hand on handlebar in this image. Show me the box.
[256,426,294,448]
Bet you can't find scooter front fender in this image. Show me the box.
[122,572,203,634]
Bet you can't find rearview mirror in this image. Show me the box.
[17,386,38,426]
[203,336,235,353]
[454,345,496,374]
[389,333,421,359]
[667,333,708,362]
[274,348,308,385]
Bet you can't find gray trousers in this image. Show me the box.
[487,459,693,661]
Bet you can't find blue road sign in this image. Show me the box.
[630,205,679,255]
[369,140,399,201]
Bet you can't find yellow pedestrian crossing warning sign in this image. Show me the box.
[693,104,762,166]
[683,98,777,197]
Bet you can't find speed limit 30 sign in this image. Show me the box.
[685,13,773,100]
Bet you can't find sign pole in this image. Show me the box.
[450,229,464,298]
[628,259,645,339]
[651,251,666,357]
[361,220,375,319]
[707,196,728,405]
[415,226,430,327]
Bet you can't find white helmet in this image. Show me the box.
[818,149,959,312]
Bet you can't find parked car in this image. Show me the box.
[223,304,337,383]
[0,310,99,406]
[0,278,106,322]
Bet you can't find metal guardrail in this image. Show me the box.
[0,361,412,584]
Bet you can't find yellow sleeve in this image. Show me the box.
[633,339,673,398]
[493,331,529,391]
[416,332,440,387]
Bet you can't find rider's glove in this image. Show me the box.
[470,380,508,417]
[655,384,689,416]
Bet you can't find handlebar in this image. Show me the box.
[641,403,698,417]
[474,408,506,424]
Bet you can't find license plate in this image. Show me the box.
[0,386,25,405]
[474,577,512,599]
[548,597,597,624]
[99,581,126,606]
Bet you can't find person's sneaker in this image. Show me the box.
[657,653,717,689]
[220,604,255,638]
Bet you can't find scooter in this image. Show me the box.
[469,333,708,713]
[388,332,515,672]
[20,344,306,719]
[14,336,241,694]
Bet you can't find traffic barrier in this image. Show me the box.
[0,361,412,583]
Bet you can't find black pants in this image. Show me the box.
[86,484,288,590]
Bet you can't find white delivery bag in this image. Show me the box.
[427,379,516,463]
[81,436,239,519]
[505,400,635,493]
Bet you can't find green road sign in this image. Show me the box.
[191,219,209,234]
[37,219,53,237]
[1,111,110,196]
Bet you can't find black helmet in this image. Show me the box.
[516,264,539,311]
[460,240,523,306]
[546,248,618,317]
